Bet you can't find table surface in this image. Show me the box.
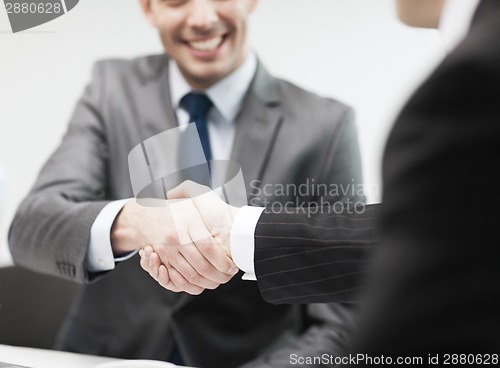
[0,345,192,368]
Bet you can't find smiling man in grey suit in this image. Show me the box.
[9,0,365,367]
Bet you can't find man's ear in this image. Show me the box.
[139,0,158,27]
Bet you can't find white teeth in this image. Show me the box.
[189,36,223,51]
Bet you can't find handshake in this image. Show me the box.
[111,181,242,295]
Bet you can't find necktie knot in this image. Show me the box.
[180,92,213,122]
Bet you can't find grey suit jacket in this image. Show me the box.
[9,55,362,367]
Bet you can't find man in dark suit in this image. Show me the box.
[141,0,500,357]
[9,0,365,366]
[352,0,500,358]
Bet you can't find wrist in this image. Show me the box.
[110,202,141,255]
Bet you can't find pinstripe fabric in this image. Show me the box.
[254,204,379,304]
[350,0,500,358]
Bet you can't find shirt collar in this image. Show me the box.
[169,53,257,123]
[439,0,481,51]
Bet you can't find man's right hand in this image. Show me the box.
[111,198,238,295]
[138,181,242,294]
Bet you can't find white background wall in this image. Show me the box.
[0,0,445,266]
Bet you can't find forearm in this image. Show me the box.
[9,193,109,283]
[254,203,379,304]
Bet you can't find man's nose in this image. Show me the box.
[186,0,219,30]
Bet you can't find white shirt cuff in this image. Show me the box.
[86,198,135,272]
[230,205,265,281]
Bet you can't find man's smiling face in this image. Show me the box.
[141,0,258,90]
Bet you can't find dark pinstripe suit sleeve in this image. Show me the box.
[254,203,379,304]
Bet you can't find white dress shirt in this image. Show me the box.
[229,0,484,281]
[86,53,257,272]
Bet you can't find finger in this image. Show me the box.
[141,246,220,294]
[168,264,206,295]
[167,199,232,283]
[157,265,174,290]
[141,252,181,293]
[139,250,149,271]
[170,198,237,277]
[187,225,238,277]
[148,251,161,268]
[139,249,159,282]
[157,263,181,293]
[172,249,221,289]
[178,237,235,285]
[148,252,162,276]
[157,244,220,290]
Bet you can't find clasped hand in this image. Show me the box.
[112,181,240,295]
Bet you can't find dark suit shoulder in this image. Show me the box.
[421,1,500,89]
[444,16,500,74]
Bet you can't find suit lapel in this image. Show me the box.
[230,62,283,200]
[135,55,178,142]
